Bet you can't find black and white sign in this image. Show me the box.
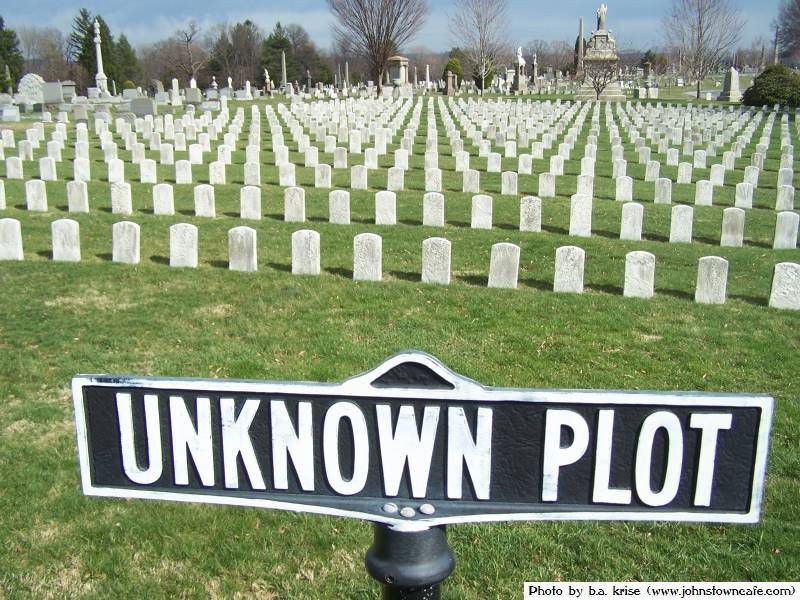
[72,351,773,527]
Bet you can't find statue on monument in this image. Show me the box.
[597,3,608,30]
[517,47,526,67]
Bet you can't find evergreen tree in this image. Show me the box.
[442,48,465,83]
[115,34,141,84]
[0,16,24,90]
[260,22,330,86]
[261,23,297,85]
[67,9,118,90]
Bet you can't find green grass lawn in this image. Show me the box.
[1,96,798,598]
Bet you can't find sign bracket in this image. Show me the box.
[365,523,455,599]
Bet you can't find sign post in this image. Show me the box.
[72,351,773,596]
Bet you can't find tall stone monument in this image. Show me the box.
[513,47,527,93]
[576,3,625,102]
[718,66,742,102]
[281,51,288,88]
[93,19,108,95]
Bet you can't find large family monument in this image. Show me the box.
[577,4,625,101]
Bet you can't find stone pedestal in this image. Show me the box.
[576,10,625,102]
[718,67,742,103]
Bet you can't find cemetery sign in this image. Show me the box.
[73,351,773,527]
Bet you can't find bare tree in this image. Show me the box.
[17,26,71,80]
[582,58,619,100]
[449,0,510,91]
[174,21,209,83]
[327,0,429,92]
[777,0,800,61]
[663,0,745,99]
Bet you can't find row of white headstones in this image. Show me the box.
[1,217,798,310]
[4,179,799,251]
[1,97,794,204]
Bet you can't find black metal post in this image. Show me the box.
[365,524,455,600]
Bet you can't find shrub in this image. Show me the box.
[742,65,800,108]
[122,80,135,90]
[442,57,463,85]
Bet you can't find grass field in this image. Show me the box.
[1,96,799,598]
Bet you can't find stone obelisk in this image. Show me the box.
[344,61,350,88]
[425,64,430,88]
[281,51,288,87]
[772,30,779,65]
[93,19,108,94]
[577,17,585,74]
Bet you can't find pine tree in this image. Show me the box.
[261,23,296,85]
[0,16,24,90]
[115,34,141,85]
[67,9,118,90]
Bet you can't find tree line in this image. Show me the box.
[0,1,798,96]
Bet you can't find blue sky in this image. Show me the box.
[4,0,779,52]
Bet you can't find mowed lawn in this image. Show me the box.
[1,97,799,598]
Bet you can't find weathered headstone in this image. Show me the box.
[569,194,592,237]
[425,168,442,192]
[152,183,174,215]
[616,176,632,202]
[39,157,57,181]
[351,165,368,190]
[375,191,397,225]
[387,167,404,192]
[292,229,321,276]
[423,192,445,227]
[353,233,382,281]
[315,164,332,188]
[768,262,800,310]
[654,178,672,204]
[25,179,48,211]
[175,160,192,185]
[228,226,257,272]
[279,163,296,187]
[519,196,542,232]
[669,205,694,243]
[112,221,141,264]
[695,256,728,304]
[51,218,80,262]
[285,187,306,222]
[240,186,262,220]
[244,162,261,186]
[462,169,480,193]
[695,180,713,206]
[620,202,644,241]
[64,180,88,213]
[487,243,520,289]
[720,207,745,247]
[624,251,655,299]
[553,246,585,294]
[169,223,198,268]
[501,171,518,195]
[194,184,216,217]
[421,237,451,285]
[734,182,753,209]
[538,172,555,198]
[471,195,492,230]
[773,211,799,250]
[775,185,794,211]
[0,218,23,260]
[329,190,351,225]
